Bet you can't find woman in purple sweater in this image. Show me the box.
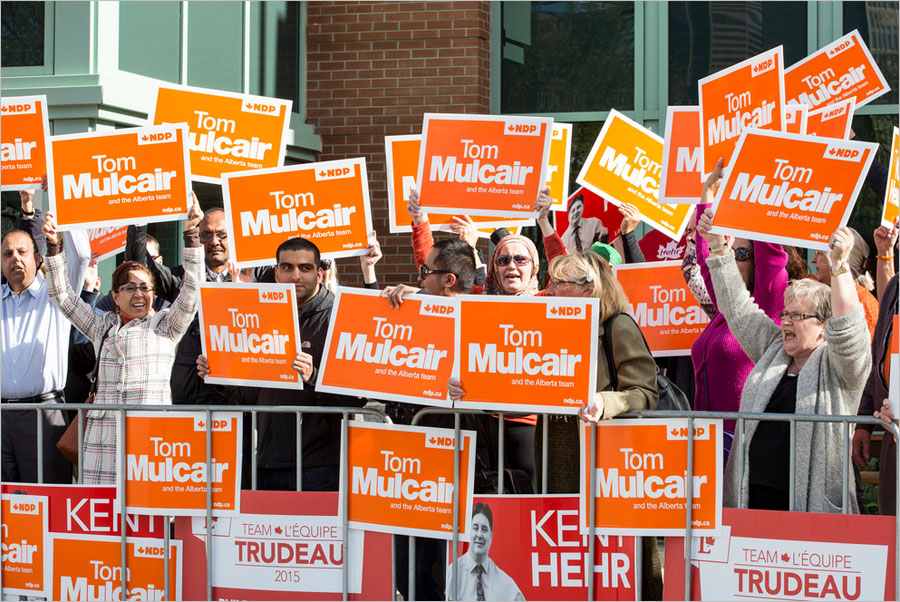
[691,159,789,455]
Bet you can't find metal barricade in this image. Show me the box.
[3,403,899,601]
[0,402,390,602]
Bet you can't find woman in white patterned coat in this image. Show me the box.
[43,207,203,484]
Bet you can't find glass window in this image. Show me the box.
[1,1,44,67]
[669,2,808,105]
[249,1,300,109]
[501,2,634,114]
[843,1,898,105]
[187,2,244,93]
[119,2,181,83]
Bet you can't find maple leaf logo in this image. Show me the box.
[550,306,558,314]
[245,103,253,109]
[697,536,716,554]
[657,240,684,260]
[507,124,515,131]
[429,437,436,445]
[781,553,790,563]
[274,526,283,535]
[141,135,149,142]
[138,547,147,554]
[670,428,680,436]
[424,305,432,312]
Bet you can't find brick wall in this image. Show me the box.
[305,1,492,287]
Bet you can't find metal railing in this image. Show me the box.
[3,402,898,601]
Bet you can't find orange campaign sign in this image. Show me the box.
[384,134,534,234]
[882,126,900,228]
[806,97,855,139]
[784,104,809,134]
[198,283,302,389]
[118,411,242,516]
[546,122,572,211]
[580,419,723,536]
[48,124,192,231]
[416,113,553,218]
[51,533,181,601]
[699,46,785,177]
[660,106,703,204]
[317,287,457,407]
[576,109,694,240]
[1,95,50,190]
[455,296,598,415]
[1,494,50,598]
[614,261,710,356]
[785,29,890,110]
[149,83,292,183]
[710,128,877,251]
[341,421,476,540]
[87,225,128,262]
[222,157,373,268]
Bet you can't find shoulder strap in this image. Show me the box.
[87,323,114,392]
[601,312,624,391]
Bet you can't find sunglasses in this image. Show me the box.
[495,254,531,267]
[419,264,455,279]
[734,247,753,262]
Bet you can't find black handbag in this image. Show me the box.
[601,313,691,412]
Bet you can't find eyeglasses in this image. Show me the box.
[734,247,753,262]
[495,254,531,267]
[199,230,228,242]
[778,311,819,323]
[549,277,584,287]
[118,283,154,294]
[419,264,454,279]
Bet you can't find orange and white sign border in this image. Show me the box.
[416,113,553,218]
[453,294,599,415]
[221,156,374,267]
[198,282,302,390]
[1,94,51,191]
[316,287,458,407]
[709,128,877,251]
[659,106,703,204]
[882,126,900,228]
[579,418,723,536]
[1,493,51,598]
[339,420,476,540]
[806,97,855,140]
[148,82,293,184]
[784,29,890,109]
[547,122,573,211]
[116,410,243,517]
[46,124,193,231]
[577,109,694,241]
[384,134,534,235]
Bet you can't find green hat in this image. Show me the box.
[588,242,623,265]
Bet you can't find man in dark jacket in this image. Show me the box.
[254,236,363,491]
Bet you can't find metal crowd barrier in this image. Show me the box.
[3,402,899,602]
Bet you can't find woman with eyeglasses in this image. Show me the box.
[698,204,871,512]
[41,205,203,485]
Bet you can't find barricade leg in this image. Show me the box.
[587,423,596,602]
[36,411,43,484]
[341,412,349,602]
[119,409,128,601]
[683,416,694,601]
[206,409,213,601]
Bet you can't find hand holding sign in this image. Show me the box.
[577,395,605,423]
[381,284,418,309]
[618,203,641,235]
[185,191,203,230]
[829,226,854,267]
[407,187,428,226]
[697,207,730,253]
[197,354,210,379]
[448,377,465,402]
[293,352,314,383]
[873,219,900,256]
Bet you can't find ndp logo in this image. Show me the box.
[242,101,279,115]
[666,425,711,441]
[505,119,542,137]
[193,417,233,432]
[10,502,39,515]
[752,56,775,76]
[546,303,584,320]
[135,545,165,559]
[825,143,864,162]
[258,289,289,304]
[425,434,455,449]
[419,302,456,317]
[1,102,35,115]
[315,165,355,181]
[138,128,177,146]
[826,37,855,58]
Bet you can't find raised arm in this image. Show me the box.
[534,186,569,261]
[874,219,898,301]
[698,207,782,362]
[155,206,204,341]
[407,188,433,269]
[42,213,108,342]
